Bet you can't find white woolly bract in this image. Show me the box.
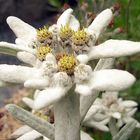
[22,97,34,109]
[0,65,42,83]
[91,69,135,91]
[57,8,73,29]
[81,131,93,140]
[121,100,138,108]
[17,51,37,66]
[75,69,135,95]
[7,16,37,44]
[87,9,113,38]
[16,130,42,140]
[34,87,68,110]
[0,42,35,55]
[10,125,32,139]
[89,40,140,60]
[24,78,49,89]
[69,15,80,31]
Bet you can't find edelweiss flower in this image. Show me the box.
[84,92,140,131]
[0,8,140,111]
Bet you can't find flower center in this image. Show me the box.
[37,26,53,42]
[36,45,52,61]
[59,24,73,41]
[58,54,77,75]
[34,111,48,121]
[71,29,89,45]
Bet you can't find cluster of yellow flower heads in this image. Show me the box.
[36,25,89,74]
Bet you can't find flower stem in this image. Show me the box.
[54,90,80,140]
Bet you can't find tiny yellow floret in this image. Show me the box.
[59,24,73,40]
[37,26,53,42]
[71,29,89,45]
[58,54,77,74]
[36,45,52,61]
[34,111,48,121]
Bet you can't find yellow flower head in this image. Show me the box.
[34,110,48,121]
[58,54,77,75]
[36,45,52,61]
[59,24,73,40]
[37,26,53,42]
[71,29,89,45]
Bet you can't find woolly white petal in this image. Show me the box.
[76,54,89,64]
[89,40,140,60]
[136,122,140,128]
[17,51,37,66]
[111,112,121,119]
[81,131,93,140]
[75,84,92,96]
[84,105,102,121]
[0,65,42,84]
[43,137,50,140]
[7,16,37,44]
[33,90,40,99]
[84,120,109,132]
[34,87,68,110]
[92,113,108,121]
[100,118,110,125]
[0,42,35,55]
[87,9,113,38]
[91,69,135,91]
[76,69,135,95]
[69,15,80,31]
[24,78,49,89]
[15,38,28,46]
[17,130,42,140]
[10,125,32,139]
[57,8,73,29]
[127,108,137,117]
[22,97,34,109]
[121,100,138,108]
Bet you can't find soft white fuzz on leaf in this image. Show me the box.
[69,15,80,31]
[75,69,135,95]
[10,125,32,139]
[91,69,135,91]
[0,42,34,55]
[0,65,42,83]
[81,131,94,140]
[89,40,140,60]
[17,51,37,66]
[17,130,42,140]
[87,9,113,38]
[22,97,34,109]
[6,16,37,44]
[84,120,109,132]
[121,100,138,108]
[33,87,68,110]
[24,78,49,89]
[57,8,73,28]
